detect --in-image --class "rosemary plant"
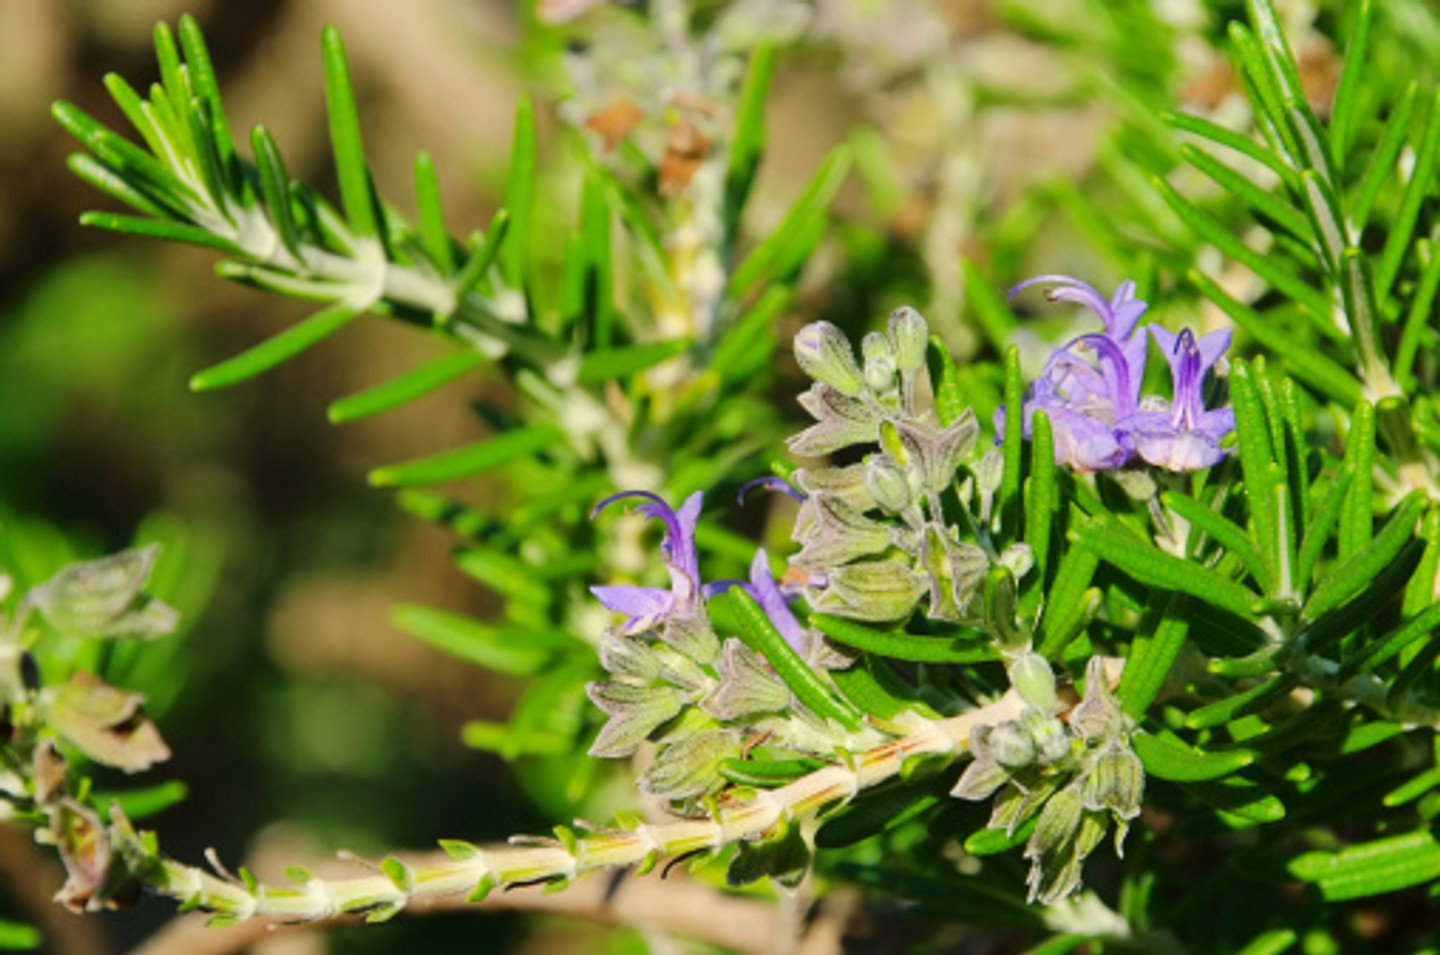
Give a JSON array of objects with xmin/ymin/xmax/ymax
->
[{"xmin": 4, "ymin": 0, "xmax": 1440, "ymax": 952}]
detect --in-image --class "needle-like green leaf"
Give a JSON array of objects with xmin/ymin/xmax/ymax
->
[
  {"xmin": 190, "ymin": 299, "xmax": 362, "ymax": 391},
  {"xmin": 722, "ymin": 590, "xmax": 863, "ymax": 732},
  {"xmin": 321, "ymin": 26, "xmax": 378, "ymax": 239},
  {"xmin": 369, "ymin": 423, "xmax": 564, "ymax": 487},
  {"xmin": 328, "ymin": 350, "xmax": 485, "ymax": 424}
]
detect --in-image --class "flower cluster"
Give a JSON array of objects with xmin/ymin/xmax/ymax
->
[
  {"xmin": 787, "ymin": 310, "xmax": 992, "ymax": 623},
  {"xmin": 952, "ymin": 656, "xmax": 1143, "ymax": 904},
  {"xmin": 1006, "ymin": 276, "xmax": 1235, "ymax": 472},
  {"xmin": 587, "ymin": 491, "xmax": 868, "ymax": 802}
]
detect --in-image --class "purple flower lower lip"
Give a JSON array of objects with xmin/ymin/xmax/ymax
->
[{"xmin": 1127, "ymin": 325, "xmax": 1235, "ymax": 471}]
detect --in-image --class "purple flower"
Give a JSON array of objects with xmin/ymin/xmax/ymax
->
[
  {"xmin": 591, "ymin": 491, "xmax": 704, "ymax": 635},
  {"xmin": 1003, "ymin": 276, "xmax": 1152, "ymax": 471},
  {"xmin": 1125, "ymin": 327, "xmax": 1235, "ymax": 471}
]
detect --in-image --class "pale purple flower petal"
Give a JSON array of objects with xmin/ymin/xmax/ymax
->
[
  {"xmin": 590, "ymin": 585, "xmax": 676, "ymax": 635},
  {"xmin": 744, "ymin": 549, "xmax": 807, "ymax": 652}
]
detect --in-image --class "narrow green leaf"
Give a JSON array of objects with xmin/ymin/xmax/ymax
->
[
  {"xmin": 1119, "ymin": 593, "xmax": 1190, "ymax": 720},
  {"xmin": 1235, "ymin": 929, "xmax": 1299, "ymax": 955},
  {"xmin": 959, "ymin": 258, "xmax": 1018, "ymax": 352},
  {"xmin": 723, "ymin": 590, "xmax": 862, "ymax": 732},
  {"xmin": 1154, "ymin": 178, "xmax": 1332, "ymax": 323},
  {"xmin": 578, "ymin": 170, "xmax": 614, "ymax": 347},
  {"xmin": 1395, "ymin": 240, "xmax": 1440, "ymax": 392},
  {"xmin": 1133, "ymin": 731, "xmax": 1254, "ymax": 782},
  {"xmin": 93, "ymin": 780, "xmax": 189, "ymax": 821},
  {"xmin": 577, "ymin": 339, "xmax": 691, "ymax": 386},
  {"xmin": 1295, "ymin": 467, "xmax": 1352, "ymax": 590},
  {"xmin": 1186, "ymin": 671, "xmax": 1290, "ymax": 731},
  {"xmin": 53, "ymin": 101, "xmax": 192, "ymax": 206},
  {"xmin": 1181, "ymin": 143, "xmax": 1312, "ymax": 243},
  {"xmin": 1024, "ymin": 409, "xmax": 1057, "ymax": 580},
  {"xmin": 1338, "ymin": 401, "xmax": 1376, "ymax": 560},
  {"xmin": 710, "ymin": 285, "xmax": 790, "ymax": 383},
  {"xmin": 152, "ymin": 22, "xmax": 191, "ymax": 140},
  {"xmin": 190, "ymin": 299, "xmax": 361, "ymax": 391},
  {"xmin": 1328, "ymin": 0, "xmax": 1371, "ymax": 170},
  {"xmin": 964, "ymin": 817, "xmax": 1039, "ymax": 857},
  {"xmin": 392, "ymin": 603, "xmax": 549, "ymax": 676},
  {"xmin": 729, "ymin": 146, "xmax": 851, "ymax": 294},
  {"xmin": 1350, "ymin": 84, "xmax": 1418, "ymax": 230},
  {"xmin": 1376, "ymin": 89, "xmax": 1440, "ymax": 303},
  {"xmin": 79, "ymin": 210, "xmax": 240, "ymax": 254},
  {"xmin": 1187, "ymin": 270, "xmax": 1361, "ymax": 405},
  {"xmin": 1403, "ymin": 507, "xmax": 1440, "ymax": 617},
  {"xmin": 1305, "ymin": 492, "xmax": 1425, "ymax": 621},
  {"xmin": 719, "ymin": 756, "xmax": 827, "ymax": 789},
  {"xmin": 723, "ymin": 43, "xmax": 775, "ymax": 235},
  {"xmin": 1289, "ymin": 830, "xmax": 1440, "ymax": 901},
  {"xmin": 321, "ymin": 26, "xmax": 377, "ymax": 238},
  {"xmin": 1298, "ymin": 171, "xmax": 1344, "ymax": 271},
  {"xmin": 1164, "ymin": 109, "xmax": 1296, "ymax": 189},
  {"xmin": 814, "ymin": 783, "xmax": 942, "ymax": 850},
  {"xmin": 369, "ymin": 423, "xmax": 563, "ymax": 487},
  {"xmin": 177, "ymin": 14, "xmax": 238, "ymax": 190},
  {"xmin": 810, "ymin": 613, "xmax": 994, "ymax": 664},
  {"xmin": 1384, "ymin": 767, "xmax": 1440, "ymax": 808},
  {"xmin": 412, "ymin": 152, "xmax": 455, "ymax": 275},
  {"xmin": 328, "ymin": 350, "xmax": 485, "ymax": 424},
  {"xmin": 1162, "ymin": 490, "xmax": 1271, "ymax": 591},
  {"xmin": 831, "ymin": 657, "xmax": 931, "ymax": 721},
  {"xmin": 1229, "ymin": 359, "xmax": 1278, "ymax": 572},
  {"xmin": 1227, "ymin": 22, "xmax": 1300, "ymax": 164},
  {"xmin": 101, "ymin": 72, "xmax": 173, "ymax": 171},
  {"xmin": 999, "ymin": 344, "xmax": 1022, "ymax": 534},
  {"xmin": 1073, "ymin": 520, "xmax": 1259, "ymax": 618},
  {"xmin": 452, "ymin": 208, "xmax": 510, "ymax": 303},
  {"xmin": 502, "ymin": 96, "xmax": 536, "ymax": 290},
  {"xmin": 925, "ymin": 335, "xmax": 967, "ymax": 427},
  {"xmin": 66, "ymin": 152, "xmax": 173, "ymax": 220},
  {"xmin": 1037, "ymin": 545, "xmax": 1099, "ymax": 659},
  {"xmin": 1340, "ymin": 249, "xmax": 1391, "ymax": 393},
  {"xmin": 251, "ymin": 126, "xmax": 304, "ymax": 261}
]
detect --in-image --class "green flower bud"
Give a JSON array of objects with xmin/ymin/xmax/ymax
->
[
  {"xmin": 814, "ymin": 560, "xmax": 929, "ymax": 622},
  {"xmin": 1008, "ymin": 652, "xmax": 1057, "ymax": 712},
  {"xmin": 641, "ymin": 730, "xmax": 740, "ymax": 800},
  {"xmin": 864, "ymin": 455, "xmax": 913, "ymax": 513},
  {"xmin": 703, "ymin": 639, "xmax": 790, "ymax": 720},
  {"xmin": 887, "ymin": 306, "xmax": 929, "ymax": 373},
  {"xmin": 586, "ymin": 681, "xmax": 686, "ymax": 758},
  {"xmin": 794, "ymin": 322, "xmax": 865, "ymax": 397},
  {"xmin": 1081, "ymin": 741, "xmax": 1145, "ymax": 820},
  {"xmin": 990, "ymin": 719, "xmax": 1037, "ymax": 769},
  {"xmin": 1070, "ymin": 655, "xmax": 1123, "ymax": 742},
  {"xmin": 861, "ymin": 332, "xmax": 897, "ymax": 393},
  {"xmin": 1020, "ymin": 705, "xmax": 1072, "ymax": 765}
]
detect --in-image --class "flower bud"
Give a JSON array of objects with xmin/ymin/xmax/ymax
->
[
  {"xmin": 1070, "ymin": 656, "xmax": 1123, "ymax": 742},
  {"xmin": 1008, "ymin": 652, "xmax": 1057, "ymax": 712},
  {"xmin": 794, "ymin": 322, "xmax": 865, "ymax": 397},
  {"xmin": 1021, "ymin": 705, "xmax": 1072, "ymax": 765},
  {"xmin": 864, "ymin": 455, "xmax": 912, "ymax": 514},
  {"xmin": 817, "ymin": 560, "xmax": 929, "ymax": 622},
  {"xmin": 1081, "ymin": 741, "xmax": 1145, "ymax": 820},
  {"xmin": 861, "ymin": 332, "xmax": 897, "ymax": 393},
  {"xmin": 990, "ymin": 719, "xmax": 1036, "ymax": 769},
  {"xmin": 887, "ymin": 306, "xmax": 929, "ymax": 373}
]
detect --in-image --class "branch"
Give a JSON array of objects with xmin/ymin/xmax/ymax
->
[
  {"xmin": 130, "ymin": 868, "xmax": 808, "ymax": 955},
  {"xmin": 135, "ymin": 688, "xmax": 1041, "ymax": 928}
]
